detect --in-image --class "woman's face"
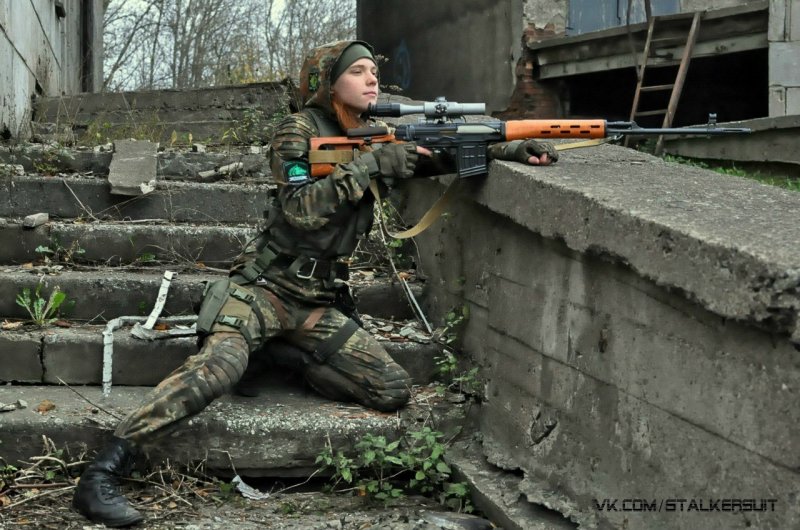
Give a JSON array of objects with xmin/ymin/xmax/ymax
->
[{"xmin": 331, "ymin": 58, "xmax": 379, "ymax": 113}]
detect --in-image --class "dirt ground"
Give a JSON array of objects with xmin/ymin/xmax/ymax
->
[{"xmin": 0, "ymin": 482, "xmax": 493, "ymax": 529}]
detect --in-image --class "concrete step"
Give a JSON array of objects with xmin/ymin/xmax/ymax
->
[
  {"xmin": 34, "ymin": 82, "xmax": 289, "ymax": 117},
  {"xmin": 0, "ymin": 268, "xmax": 215, "ymax": 321},
  {"xmin": 0, "ymin": 144, "xmax": 272, "ymax": 182},
  {"xmin": 0, "ymin": 382, "xmax": 444, "ymax": 476},
  {"xmin": 0, "ymin": 322, "xmax": 440, "ymax": 386},
  {"xmin": 0, "ymin": 268, "xmax": 424, "ymax": 322},
  {"xmin": 0, "ymin": 174, "xmax": 270, "ymax": 223},
  {"xmin": 32, "ymin": 82, "xmax": 291, "ymax": 146},
  {"xmin": 0, "ymin": 218, "xmax": 256, "ymax": 267}
]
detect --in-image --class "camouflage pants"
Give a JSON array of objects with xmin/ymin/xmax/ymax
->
[{"xmin": 114, "ymin": 282, "xmax": 411, "ymax": 444}]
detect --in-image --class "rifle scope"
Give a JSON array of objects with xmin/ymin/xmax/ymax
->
[{"xmin": 368, "ymin": 97, "xmax": 485, "ymax": 119}]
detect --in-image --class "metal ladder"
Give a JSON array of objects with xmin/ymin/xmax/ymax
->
[{"xmin": 626, "ymin": 11, "xmax": 703, "ymax": 155}]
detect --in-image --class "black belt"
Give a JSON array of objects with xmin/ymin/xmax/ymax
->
[{"xmin": 271, "ymin": 254, "xmax": 349, "ymax": 281}]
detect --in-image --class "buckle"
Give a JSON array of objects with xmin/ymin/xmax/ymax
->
[
  {"xmin": 217, "ymin": 315, "xmax": 245, "ymax": 328},
  {"xmin": 296, "ymin": 258, "xmax": 318, "ymax": 280},
  {"xmin": 229, "ymin": 287, "xmax": 255, "ymax": 303}
]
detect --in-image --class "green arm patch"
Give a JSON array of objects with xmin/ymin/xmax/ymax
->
[{"xmin": 283, "ymin": 160, "xmax": 311, "ymax": 186}]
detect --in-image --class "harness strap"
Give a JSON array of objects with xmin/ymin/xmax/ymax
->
[
  {"xmin": 227, "ymin": 286, "xmax": 268, "ymax": 350},
  {"xmin": 263, "ymin": 290, "xmax": 290, "ymax": 329},
  {"xmin": 216, "ymin": 314, "xmax": 257, "ymax": 352},
  {"xmin": 238, "ymin": 244, "xmax": 279, "ymax": 282},
  {"xmin": 302, "ymin": 307, "xmax": 327, "ymax": 331},
  {"xmin": 312, "ymin": 318, "xmax": 360, "ymax": 364}
]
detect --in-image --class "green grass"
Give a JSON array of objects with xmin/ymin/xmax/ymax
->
[{"xmin": 664, "ymin": 154, "xmax": 800, "ymax": 192}]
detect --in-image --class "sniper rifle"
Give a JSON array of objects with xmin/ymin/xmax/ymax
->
[{"xmin": 309, "ymin": 97, "xmax": 751, "ymax": 178}]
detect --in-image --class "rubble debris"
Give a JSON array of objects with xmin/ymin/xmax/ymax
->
[
  {"xmin": 198, "ymin": 161, "xmax": 244, "ymax": 181},
  {"xmin": 23, "ymin": 212, "xmax": 49, "ymax": 228},
  {"xmin": 108, "ymin": 139, "xmax": 159, "ymax": 196}
]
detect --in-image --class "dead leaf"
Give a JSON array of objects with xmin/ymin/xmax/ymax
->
[
  {"xmin": 0, "ymin": 494, "xmax": 11, "ymax": 507},
  {"xmin": 153, "ymin": 323, "xmax": 170, "ymax": 331},
  {"xmin": 35, "ymin": 400, "xmax": 56, "ymax": 413},
  {"xmin": 167, "ymin": 501, "xmax": 178, "ymax": 509},
  {"xmin": 53, "ymin": 320, "xmax": 71, "ymax": 328},
  {"xmin": 22, "ymin": 262, "xmax": 34, "ymax": 269},
  {"xmin": 1, "ymin": 321, "xmax": 23, "ymax": 330}
]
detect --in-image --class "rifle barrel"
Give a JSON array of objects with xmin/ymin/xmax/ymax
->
[{"xmin": 606, "ymin": 123, "xmax": 752, "ymax": 135}]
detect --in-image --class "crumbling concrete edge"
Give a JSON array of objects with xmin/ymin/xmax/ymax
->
[
  {"xmin": 447, "ymin": 439, "xmax": 582, "ymax": 530},
  {"xmin": 429, "ymin": 150, "xmax": 800, "ymax": 341}
]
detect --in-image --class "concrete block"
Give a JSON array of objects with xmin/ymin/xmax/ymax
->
[
  {"xmin": 108, "ymin": 140, "xmax": 158, "ymax": 196},
  {"xmin": 768, "ymin": 0, "xmax": 787, "ymax": 41},
  {"xmin": 0, "ymin": 331, "xmax": 43, "ymax": 382},
  {"xmin": 787, "ymin": 87, "xmax": 800, "ymax": 115},
  {"xmin": 769, "ymin": 86, "xmax": 787, "ymax": 116},
  {"xmin": 793, "ymin": 1, "xmax": 800, "ymax": 40},
  {"xmin": 769, "ymin": 43, "xmax": 800, "ymax": 86}
]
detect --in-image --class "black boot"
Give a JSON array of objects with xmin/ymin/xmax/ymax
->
[{"xmin": 72, "ymin": 436, "xmax": 143, "ymax": 527}]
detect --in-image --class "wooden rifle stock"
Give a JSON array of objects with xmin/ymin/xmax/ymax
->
[{"xmin": 309, "ymin": 133, "xmax": 396, "ymax": 178}]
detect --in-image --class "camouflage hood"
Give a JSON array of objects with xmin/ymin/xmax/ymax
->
[{"xmin": 299, "ymin": 40, "xmax": 376, "ymax": 117}]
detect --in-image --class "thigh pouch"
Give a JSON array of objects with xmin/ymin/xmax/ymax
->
[{"xmin": 196, "ymin": 278, "xmax": 268, "ymax": 352}]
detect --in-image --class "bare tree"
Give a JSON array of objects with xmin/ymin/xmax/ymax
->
[
  {"xmin": 103, "ymin": 0, "xmax": 356, "ymax": 92},
  {"xmin": 264, "ymin": 0, "xmax": 357, "ymax": 79}
]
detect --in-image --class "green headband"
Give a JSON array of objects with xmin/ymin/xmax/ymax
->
[{"xmin": 331, "ymin": 44, "xmax": 376, "ymax": 84}]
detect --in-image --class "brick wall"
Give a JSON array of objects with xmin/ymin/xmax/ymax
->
[{"xmin": 494, "ymin": 25, "xmax": 563, "ymax": 119}]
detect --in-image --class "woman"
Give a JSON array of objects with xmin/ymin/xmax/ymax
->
[{"xmin": 72, "ymin": 40, "xmax": 557, "ymax": 527}]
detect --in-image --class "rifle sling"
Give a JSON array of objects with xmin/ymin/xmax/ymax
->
[
  {"xmin": 309, "ymin": 150, "xmax": 356, "ymax": 164},
  {"xmin": 370, "ymin": 178, "xmax": 457, "ymax": 240}
]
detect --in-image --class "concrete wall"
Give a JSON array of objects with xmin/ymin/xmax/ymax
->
[
  {"xmin": 523, "ymin": 0, "xmax": 566, "ymax": 35},
  {"xmin": 525, "ymin": 0, "xmax": 750, "ymax": 38},
  {"xmin": 401, "ymin": 145, "xmax": 800, "ymax": 529},
  {"xmin": 768, "ymin": 0, "xmax": 800, "ymax": 116},
  {"xmin": 0, "ymin": 0, "xmax": 102, "ymax": 140},
  {"xmin": 357, "ymin": 0, "xmax": 524, "ymax": 114}
]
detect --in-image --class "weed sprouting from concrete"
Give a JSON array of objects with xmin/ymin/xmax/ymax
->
[
  {"xmin": 15, "ymin": 283, "xmax": 69, "ymax": 327},
  {"xmin": 664, "ymin": 154, "xmax": 800, "ymax": 192},
  {"xmin": 35, "ymin": 238, "xmax": 86, "ymax": 265}
]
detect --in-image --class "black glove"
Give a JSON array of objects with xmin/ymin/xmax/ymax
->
[
  {"xmin": 488, "ymin": 139, "xmax": 559, "ymax": 164},
  {"xmin": 372, "ymin": 143, "xmax": 419, "ymax": 179},
  {"xmin": 514, "ymin": 139, "xmax": 558, "ymax": 164}
]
